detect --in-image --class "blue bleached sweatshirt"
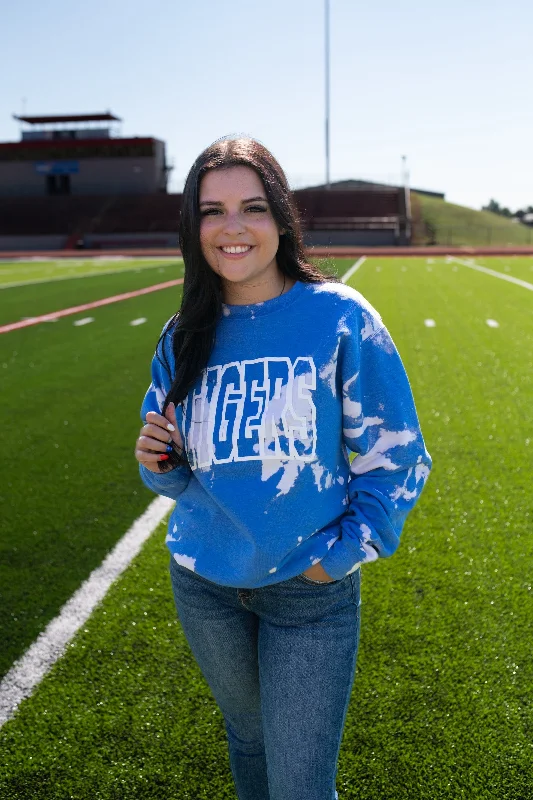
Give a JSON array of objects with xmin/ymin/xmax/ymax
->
[{"xmin": 139, "ymin": 279, "xmax": 432, "ymax": 588}]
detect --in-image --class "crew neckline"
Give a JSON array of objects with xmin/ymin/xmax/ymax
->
[{"xmin": 220, "ymin": 279, "xmax": 305, "ymax": 319}]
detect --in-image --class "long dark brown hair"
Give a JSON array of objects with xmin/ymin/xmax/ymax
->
[{"xmin": 155, "ymin": 135, "xmax": 338, "ymax": 471}]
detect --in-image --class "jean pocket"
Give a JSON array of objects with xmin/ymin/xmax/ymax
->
[{"xmin": 294, "ymin": 573, "xmax": 341, "ymax": 586}]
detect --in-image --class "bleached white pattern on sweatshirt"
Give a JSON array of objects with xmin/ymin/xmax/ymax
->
[
  {"xmin": 359, "ymin": 523, "xmax": 380, "ymax": 563},
  {"xmin": 261, "ymin": 459, "xmax": 306, "ymax": 497},
  {"xmin": 276, "ymin": 461, "xmax": 306, "ymax": 495},
  {"xmin": 342, "ymin": 372, "xmax": 362, "ymax": 418},
  {"xmin": 344, "ymin": 416, "xmax": 384, "ymax": 438},
  {"xmin": 173, "ymin": 552, "xmax": 197, "ymax": 571},
  {"xmin": 390, "ymin": 456, "xmax": 430, "ymax": 503},
  {"xmin": 415, "ymin": 459, "xmax": 431, "ymax": 484},
  {"xmin": 389, "ymin": 467, "xmax": 418, "ymax": 502},
  {"xmin": 314, "ymin": 283, "xmax": 383, "ymax": 333},
  {"xmin": 319, "ymin": 340, "xmax": 340, "ymax": 397},
  {"xmin": 311, "ymin": 462, "xmax": 335, "ymax": 492},
  {"xmin": 166, "ymin": 522, "xmax": 181, "ymax": 544},
  {"xmin": 147, "ymin": 382, "xmax": 166, "ymax": 413},
  {"xmin": 326, "ymin": 534, "xmax": 341, "ymax": 549},
  {"xmin": 366, "ymin": 327, "xmax": 395, "ymax": 354},
  {"xmin": 346, "ymin": 561, "xmax": 362, "ymax": 574},
  {"xmin": 342, "ymin": 371, "xmax": 384, "ymax": 438},
  {"xmin": 360, "ymin": 311, "xmax": 383, "ymax": 341},
  {"xmin": 350, "ymin": 428, "xmax": 417, "ymax": 475}
]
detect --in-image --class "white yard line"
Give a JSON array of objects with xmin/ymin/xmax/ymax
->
[
  {"xmin": 0, "ymin": 256, "xmax": 179, "ymax": 266},
  {"xmin": 0, "ymin": 495, "xmax": 174, "ymax": 728},
  {"xmin": 341, "ymin": 257, "xmax": 366, "ymax": 283},
  {"xmin": 0, "ymin": 261, "xmax": 183, "ymax": 290},
  {"xmin": 450, "ymin": 257, "xmax": 533, "ymax": 291}
]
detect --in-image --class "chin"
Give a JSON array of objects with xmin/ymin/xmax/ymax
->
[{"xmin": 219, "ymin": 267, "xmax": 258, "ymax": 284}]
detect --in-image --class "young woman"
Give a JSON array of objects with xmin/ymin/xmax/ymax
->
[{"xmin": 134, "ymin": 136, "xmax": 432, "ymax": 800}]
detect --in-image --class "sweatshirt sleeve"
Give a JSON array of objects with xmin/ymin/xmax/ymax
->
[
  {"xmin": 138, "ymin": 318, "xmax": 192, "ymax": 500},
  {"xmin": 319, "ymin": 306, "xmax": 432, "ymax": 580}
]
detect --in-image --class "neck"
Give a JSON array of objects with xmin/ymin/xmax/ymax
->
[{"xmin": 223, "ymin": 271, "xmax": 292, "ymax": 305}]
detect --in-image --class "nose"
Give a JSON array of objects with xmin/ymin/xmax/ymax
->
[{"xmin": 222, "ymin": 211, "xmax": 246, "ymax": 235}]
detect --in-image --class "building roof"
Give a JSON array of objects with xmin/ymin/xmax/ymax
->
[
  {"xmin": 0, "ymin": 137, "xmax": 157, "ymax": 154},
  {"xmin": 303, "ymin": 178, "xmax": 445, "ymax": 200},
  {"xmin": 12, "ymin": 113, "xmax": 122, "ymax": 125},
  {"xmin": 305, "ymin": 179, "xmax": 397, "ymax": 191}
]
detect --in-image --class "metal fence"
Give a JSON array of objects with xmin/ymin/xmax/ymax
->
[{"xmin": 420, "ymin": 223, "xmax": 533, "ymax": 246}]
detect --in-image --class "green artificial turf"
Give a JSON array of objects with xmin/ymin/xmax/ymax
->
[
  {"xmin": 0, "ymin": 279, "xmax": 185, "ymax": 677},
  {"xmin": 0, "ymin": 259, "xmax": 184, "ymax": 326},
  {"xmin": 0, "ymin": 257, "xmax": 181, "ymax": 286},
  {"xmin": 464, "ymin": 255, "xmax": 533, "ymax": 283},
  {"xmin": 1, "ymin": 256, "xmax": 532, "ymax": 798},
  {"xmin": 0, "ymin": 516, "xmax": 238, "ymax": 799}
]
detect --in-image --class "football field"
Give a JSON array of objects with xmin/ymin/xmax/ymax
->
[{"xmin": 0, "ymin": 254, "xmax": 532, "ymax": 799}]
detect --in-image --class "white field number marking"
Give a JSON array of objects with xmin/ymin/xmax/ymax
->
[
  {"xmin": 73, "ymin": 317, "xmax": 94, "ymax": 326},
  {"xmin": 424, "ymin": 319, "xmax": 436, "ymax": 327}
]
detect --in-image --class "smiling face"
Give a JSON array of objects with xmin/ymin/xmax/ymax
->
[{"xmin": 199, "ymin": 165, "xmax": 285, "ymax": 300}]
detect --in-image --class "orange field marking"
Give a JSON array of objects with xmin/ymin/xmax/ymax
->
[{"xmin": 0, "ymin": 278, "xmax": 184, "ymax": 334}]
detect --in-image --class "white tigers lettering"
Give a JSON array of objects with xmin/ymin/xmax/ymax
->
[{"xmin": 182, "ymin": 357, "xmax": 317, "ymax": 470}]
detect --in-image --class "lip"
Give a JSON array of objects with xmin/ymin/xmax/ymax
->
[{"xmin": 218, "ymin": 245, "xmax": 255, "ymax": 259}]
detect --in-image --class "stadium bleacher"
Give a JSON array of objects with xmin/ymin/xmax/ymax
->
[
  {"xmin": 0, "ymin": 186, "xmax": 409, "ymax": 249},
  {"xmin": 0, "ymin": 111, "xmax": 411, "ymax": 250}
]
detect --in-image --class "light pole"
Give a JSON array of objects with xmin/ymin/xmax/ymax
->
[
  {"xmin": 325, "ymin": 0, "xmax": 330, "ymax": 189},
  {"xmin": 401, "ymin": 155, "xmax": 412, "ymax": 244},
  {"xmin": 401, "ymin": 155, "xmax": 409, "ymax": 191}
]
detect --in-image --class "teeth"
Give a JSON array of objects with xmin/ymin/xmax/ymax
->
[{"xmin": 221, "ymin": 245, "xmax": 252, "ymax": 254}]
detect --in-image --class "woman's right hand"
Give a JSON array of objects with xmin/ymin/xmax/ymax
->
[{"xmin": 135, "ymin": 402, "xmax": 184, "ymax": 473}]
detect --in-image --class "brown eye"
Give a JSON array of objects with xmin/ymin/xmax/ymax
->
[{"xmin": 246, "ymin": 206, "xmax": 267, "ymax": 213}]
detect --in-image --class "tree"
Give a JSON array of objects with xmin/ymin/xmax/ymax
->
[
  {"xmin": 482, "ymin": 199, "xmax": 532, "ymax": 220},
  {"xmin": 482, "ymin": 199, "xmax": 502, "ymax": 214}
]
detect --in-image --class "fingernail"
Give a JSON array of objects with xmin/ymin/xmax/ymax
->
[
  {"xmin": 160, "ymin": 454, "xmax": 170, "ymax": 461},
  {"xmin": 166, "ymin": 423, "xmax": 175, "ymax": 431}
]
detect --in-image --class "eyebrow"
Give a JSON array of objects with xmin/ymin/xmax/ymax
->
[{"xmin": 199, "ymin": 196, "xmax": 268, "ymax": 207}]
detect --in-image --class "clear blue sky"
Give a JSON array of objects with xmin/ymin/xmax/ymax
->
[{"xmin": 2, "ymin": 0, "xmax": 531, "ymax": 211}]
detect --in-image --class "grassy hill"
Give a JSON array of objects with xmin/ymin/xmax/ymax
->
[{"xmin": 411, "ymin": 191, "xmax": 533, "ymax": 247}]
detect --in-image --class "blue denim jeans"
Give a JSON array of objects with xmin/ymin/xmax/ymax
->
[{"xmin": 169, "ymin": 557, "xmax": 362, "ymax": 800}]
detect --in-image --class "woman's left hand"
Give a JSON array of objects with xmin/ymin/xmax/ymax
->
[{"xmin": 302, "ymin": 562, "xmax": 335, "ymax": 583}]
